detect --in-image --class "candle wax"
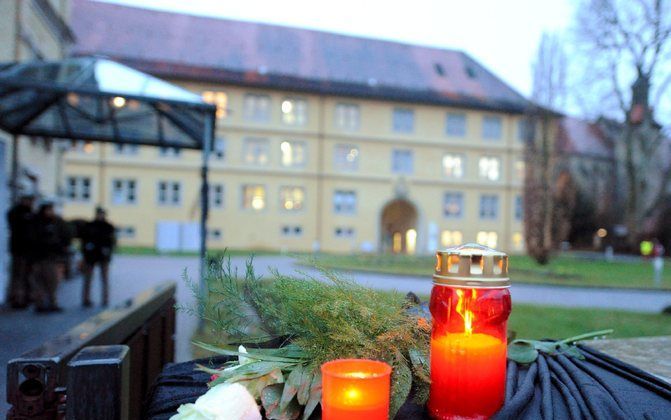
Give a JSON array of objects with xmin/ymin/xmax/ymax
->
[{"xmin": 429, "ymin": 332, "xmax": 507, "ymax": 420}]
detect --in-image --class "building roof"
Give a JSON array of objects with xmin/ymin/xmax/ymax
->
[
  {"xmin": 70, "ymin": 0, "xmax": 530, "ymax": 113},
  {"xmin": 556, "ymin": 117, "xmax": 615, "ymax": 160}
]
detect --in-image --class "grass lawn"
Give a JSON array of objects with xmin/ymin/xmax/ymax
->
[
  {"xmin": 192, "ymin": 303, "xmax": 671, "ymax": 358},
  {"xmin": 116, "ymin": 246, "xmax": 281, "ymax": 257},
  {"xmin": 309, "ymin": 253, "xmax": 671, "ymax": 290}
]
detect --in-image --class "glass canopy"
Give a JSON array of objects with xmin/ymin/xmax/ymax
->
[{"xmin": 0, "ymin": 57, "xmax": 215, "ymax": 149}]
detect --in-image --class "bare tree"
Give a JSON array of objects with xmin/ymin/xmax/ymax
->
[
  {"xmin": 574, "ymin": 0, "xmax": 671, "ymax": 247},
  {"xmin": 524, "ymin": 33, "xmax": 567, "ymax": 264}
]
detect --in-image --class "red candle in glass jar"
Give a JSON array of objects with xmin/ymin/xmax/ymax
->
[{"xmin": 428, "ymin": 244, "xmax": 512, "ymax": 420}]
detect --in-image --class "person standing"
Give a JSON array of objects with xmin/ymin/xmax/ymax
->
[
  {"xmin": 6, "ymin": 194, "xmax": 35, "ymax": 309},
  {"xmin": 81, "ymin": 207, "xmax": 116, "ymax": 307},
  {"xmin": 29, "ymin": 202, "xmax": 63, "ymax": 313}
]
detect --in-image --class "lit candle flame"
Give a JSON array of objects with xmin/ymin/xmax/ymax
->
[{"xmin": 455, "ymin": 289, "xmax": 477, "ymax": 335}]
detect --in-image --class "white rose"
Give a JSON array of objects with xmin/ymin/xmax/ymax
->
[{"xmin": 170, "ymin": 383, "xmax": 261, "ymax": 420}]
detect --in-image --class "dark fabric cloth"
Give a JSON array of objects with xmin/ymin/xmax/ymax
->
[
  {"xmin": 81, "ymin": 219, "xmax": 116, "ymax": 264},
  {"xmin": 28, "ymin": 215, "xmax": 67, "ymax": 262},
  {"xmin": 7, "ymin": 204, "xmax": 33, "ymax": 255},
  {"xmin": 145, "ymin": 345, "xmax": 671, "ymax": 420}
]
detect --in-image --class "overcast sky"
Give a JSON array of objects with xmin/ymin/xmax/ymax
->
[{"xmin": 100, "ymin": 0, "xmax": 576, "ymax": 99}]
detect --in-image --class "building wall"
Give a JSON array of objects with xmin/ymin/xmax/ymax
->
[{"xmin": 62, "ymin": 83, "xmax": 526, "ymax": 254}]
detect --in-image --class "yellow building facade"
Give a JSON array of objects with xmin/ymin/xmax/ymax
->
[{"xmin": 62, "ymin": 84, "xmax": 526, "ymax": 254}]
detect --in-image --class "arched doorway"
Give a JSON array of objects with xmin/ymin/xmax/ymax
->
[{"xmin": 380, "ymin": 199, "xmax": 418, "ymax": 254}]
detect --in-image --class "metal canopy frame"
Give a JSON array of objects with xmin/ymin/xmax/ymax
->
[{"xmin": 0, "ymin": 57, "xmax": 216, "ymax": 290}]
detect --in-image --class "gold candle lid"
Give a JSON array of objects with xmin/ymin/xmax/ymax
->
[{"xmin": 433, "ymin": 243, "xmax": 510, "ymax": 288}]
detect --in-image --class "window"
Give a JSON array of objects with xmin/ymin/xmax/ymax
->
[
  {"xmin": 116, "ymin": 226, "xmax": 136, "ymax": 239},
  {"xmin": 281, "ymin": 98, "xmax": 307, "ymax": 125},
  {"xmin": 280, "ymin": 186, "xmax": 305, "ymax": 211},
  {"xmin": 517, "ymin": 119, "xmax": 535, "ymax": 142},
  {"xmin": 66, "ymin": 176, "xmax": 91, "ymax": 202},
  {"xmin": 335, "ymin": 103, "xmax": 360, "ymax": 131},
  {"xmin": 392, "ymin": 108, "xmax": 414, "ymax": 132},
  {"xmin": 479, "ymin": 194, "xmax": 499, "ymax": 219},
  {"xmin": 242, "ymin": 185, "xmax": 266, "ymax": 210},
  {"xmin": 70, "ymin": 140, "xmax": 94, "ymax": 154},
  {"xmin": 392, "ymin": 149, "xmax": 414, "ymax": 174},
  {"xmin": 333, "ymin": 190, "xmax": 357, "ymax": 214},
  {"xmin": 334, "ymin": 226, "xmax": 355, "ymax": 238},
  {"xmin": 208, "ymin": 229, "xmax": 223, "ymax": 241},
  {"xmin": 442, "ymin": 154, "xmax": 465, "ymax": 178},
  {"xmin": 213, "ymin": 138, "xmax": 226, "ymax": 160},
  {"xmin": 157, "ymin": 181, "xmax": 181, "ymax": 206},
  {"xmin": 446, "ymin": 113, "xmax": 467, "ymax": 137},
  {"xmin": 482, "ymin": 116, "xmax": 503, "ymax": 140},
  {"xmin": 479, "ymin": 156, "xmax": 501, "ymax": 181},
  {"xmin": 476, "ymin": 231, "xmax": 498, "ymax": 248},
  {"xmin": 281, "ymin": 225, "xmax": 303, "ymax": 237},
  {"xmin": 202, "ymin": 91, "xmax": 228, "ymax": 119},
  {"xmin": 211, "ymin": 184, "xmax": 224, "ymax": 209},
  {"xmin": 512, "ymin": 232, "xmax": 524, "ymax": 251},
  {"xmin": 243, "ymin": 93, "xmax": 271, "ymax": 122},
  {"xmin": 114, "ymin": 144, "xmax": 139, "ymax": 155},
  {"xmin": 159, "ymin": 147, "xmax": 181, "ymax": 158},
  {"xmin": 515, "ymin": 158, "xmax": 525, "ymax": 180},
  {"xmin": 443, "ymin": 192, "xmax": 464, "ymax": 218},
  {"xmin": 280, "ymin": 141, "xmax": 307, "ymax": 167},
  {"xmin": 334, "ymin": 144, "xmax": 359, "ymax": 171},
  {"xmin": 243, "ymin": 138, "xmax": 270, "ymax": 165},
  {"xmin": 112, "ymin": 179, "xmax": 137, "ymax": 205},
  {"xmin": 441, "ymin": 230, "xmax": 463, "ymax": 247},
  {"xmin": 515, "ymin": 195, "xmax": 523, "ymax": 221}
]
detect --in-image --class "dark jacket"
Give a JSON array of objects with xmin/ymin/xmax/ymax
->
[
  {"xmin": 81, "ymin": 220, "xmax": 116, "ymax": 264},
  {"xmin": 7, "ymin": 204, "xmax": 33, "ymax": 255},
  {"xmin": 29, "ymin": 215, "xmax": 63, "ymax": 262}
]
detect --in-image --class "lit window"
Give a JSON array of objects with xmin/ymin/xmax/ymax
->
[
  {"xmin": 114, "ymin": 144, "xmax": 139, "ymax": 155},
  {"xmin": 157, "ymin": 181, "xmax": 181, "ymax": 206},
  {"xmin": 281, "ymin": 225, "xmax": 303, "ymax": 237},
  {"xmin": 65, "ymin": 176, "xmax": 91, "ymax": 202},
  {"xmin": 476, "ymin": 231, "xmax": 498, "ymax": 248},
  {"xmin": 446, "ymin": 113, "xmax": 467, "ymax": 137},
  {"xmin": 111, "ymin": 179, "xmax": 137, "ymax": 205},
  {"xmin": 280, "ymin": 186, "xmax": 305, "ymax": 211},
  {"xmin": 211, "ymin": 184, "xmax": 224, "ymax": 209},
  {"xmin": 213, "ymin": 138, "xmax": 226, "ymax": 160},
  {"xmin": 333, "ymin": 190, "xmax": 357, "ymax": 214},
  {"xmin": 515, "ymin": 195, "xmax": 523, "ymax": 221},
  {"xmin": 483, "ymin": 116, "xmax": 503, "ymax": 140},
  {"xmin": 406, "ymin": 229, "xmax": 417, "ymax": 254},
  {"xmin": 512, "ymin": 232, "xmax": 524, "ymax": 251},
  {"xmin": 334, "ymin": 144, "xmax": 359, "ymax": 171},
  {"xmin": 392, "ymin": 149, "xmax": 414, "ymax": 174},
  {"xmin": 392, "ymin": 108, "xmax": 414, "ymax": 133},
  {"xmin": 443, "ymin": 192, "xmax": 464, "ymax": 218},
  {"xmin": 515, "ymin": 158, "xmax": 525, "ymax": 180},
  {"xmin": 202, "ymin": 91, "xmax": 228, "ymax": 119},
  {"xmin": 242, "ymin": 185, "xmax": 266, "ymax": 210},
  {"xmin": 479, "ymin": 194, "xmax": 499, "ymax": 219},
  {"xmin": 243, "ymin": 138, "xmax": 270, "ymax": 165},
  {"xmin": 281, "ymin": 98, "xmax": 307, "ymax": 125},
  {"xmin": 159, "ymin": 147, "xmax": 181, "ymax": 158},
  {"xmin": 479, "ymin": 156, "xmax": 501, "ymax": 181},
  {"xmin": 335, "ymin": 103, "xmax": 360, "ymax": 131},
  {"xmin": 442, "ymin": 154, "xmax": 465, "ymax": 178},
  {"xmin": 280, "ymin": 141, "xmax": 307, "ymax": 167},
  {"xmin": 243, "ymin": 93, "xmax": 271, "ymax": 122},
  {"xmin": 334, "ymin": 226, "xmax": 355, "ymax": 238},
  {"xmin": 70, "ymin": 140, "xmax": 94, "ymax": 154},
  {"xmin": 441, "ymin": 230, "xmax": 463, "ymax": 247}
]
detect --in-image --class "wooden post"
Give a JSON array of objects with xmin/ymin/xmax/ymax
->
[{"xmin": 66, "ymin": 346, "xmax": 130, "ymax": 420}]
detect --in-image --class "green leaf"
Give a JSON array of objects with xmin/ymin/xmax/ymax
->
[
  {"xmin": 236, "ymin": 368, "xmax": 285, "ymax": 400},
  {"xmin": 302, "ymin": 371, "xmax": 322, "ymax": 420},
  {"xmin": 262, "ymin": 383, "xmax": 301, "ymax": 420},
  {"xmin": 508, "ymin": 340, "xmax": 539, "ymax": 364},
  {"xmin": 296, "ymin": 368, "xmax": 314, "ymax": 405},
  {"xmin": 280, "ymin": 365, "xmax": 303, "ymax": 410},
  {"xmin": 390, "ymin": 361, "xmax": 412, "ymax": 419},
  {"xmin": 192, "ymin": 341, "xmax": 306, "ymax": 363}
]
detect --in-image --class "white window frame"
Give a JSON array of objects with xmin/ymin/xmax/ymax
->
[
  {"xmin": 334, "ymin": 103, "xmax": 360, "ymax": 131},
  {"xmin": 279, "ymin": 186, "xmax": 306, "ymax": 212},
  {"xmin": 392, "ymin": 149, "xmax": 414, "ymax": 174},
  {"xmin": 65, "ymin": 176, "xmax": 92, "ymax": 202},
  {"xmin": 111, "ymin": 178, "xmax": 137, "ymax": 205},
  {"xmin": 479, "ymin": 156, "xmax": 502, "ymax": 181},
  {"xmin": 482, "ymin": 115, "xmax": 503, "ymax": 140},
  {"xmin": 333, "ymin": 190, "xmax": 357, "ymax": 215},
  {"xmin": 442, "ymin": 153, "xmax": 465, "ymax": 179},
  {"xmin": 446, "ymin": 113, "xmax": 467, "ymax": 137},
  {"xmin": 443, "ymin": 192, "xmax": 464, "ymax": 219},
  {"xmin": 241, "ymin": 184, "xmax": 267, "ymax": 211},
  {"xmin": 243, "ymin": 137, "xmax": 270, "ymax": 166},
  {"xmin": 334, "ymin": 144, "xmax": 360, "ymax": 171},
  {"xmin": 515, "ymin": 195, "xmax": 523, "ymax": 221},
  {"xmin": 243, "ymin": 93, "xmax": 271, "ymax": 122},
  {"xmin": 157, "ymin": 180, "xmax": 182, "ymax": 206},
  {"xmin": 281, "ymin": 98, "xmax": 308, "ymax": 126},
  {"xmin": 479, "ymin": 194, "xmax": 499, "ymax": 220},
  {"xmin": 280, "ymin": 140, "xmax": 307, "ymax": 168},
  {"xmin": 392, "ymin": 107, "xmax": 414, "ymax": 133}
]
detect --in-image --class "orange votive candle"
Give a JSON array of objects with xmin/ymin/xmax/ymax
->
[{"xmin": 321, "ymin": 359, "xmax": 392, "ymax": 420}]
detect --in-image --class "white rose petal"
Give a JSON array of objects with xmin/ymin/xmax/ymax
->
[
  {"xmin": 238, "ymin": 345, "xmax": 251, "ymax": 365},
  {"xmin": 171, "ymin": 383, "xmax": 261, "ymax": 420}
]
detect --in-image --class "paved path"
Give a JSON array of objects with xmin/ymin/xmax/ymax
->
[{"xmin": 2, "ymin": 254, "xmax": 671, "ymax": 415}]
